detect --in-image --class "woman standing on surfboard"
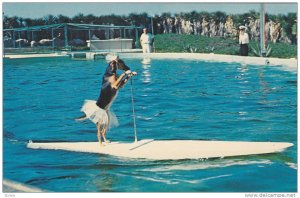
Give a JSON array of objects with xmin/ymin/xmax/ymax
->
[{"xmin": 76, "ymin": 55, "xmax": 137, "ymax": 146}]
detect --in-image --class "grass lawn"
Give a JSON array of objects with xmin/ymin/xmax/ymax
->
[{"xmin": 153, "ymin": 34, "xmax": 297, "ymax": 59}]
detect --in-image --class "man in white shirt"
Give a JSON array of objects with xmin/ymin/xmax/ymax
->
[
  {"xmin": 239, "ymin": 26, "xmax": 249, "ymax": 56},
  {"xmin": 140, "ymin": 28, "xmax": 154, "ymax": 53}
]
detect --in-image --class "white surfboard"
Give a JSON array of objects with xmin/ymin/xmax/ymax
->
[{"xmin": 27, "ymin": 139, "xmax": 293, "ymax": 160}]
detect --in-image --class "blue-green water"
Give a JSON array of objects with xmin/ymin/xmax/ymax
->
[{"xmin": 3, "ymin": 57, "xmax": 297, "ymax": 192}]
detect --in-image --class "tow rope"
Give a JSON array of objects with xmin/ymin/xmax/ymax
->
[{"xmin": 130, "ymin": 77, "xmax": 138, "ymax": 143}]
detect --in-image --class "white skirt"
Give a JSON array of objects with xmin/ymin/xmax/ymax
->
[{"xmin": 80, "ymin": 100, "xmax": 119, "ymax": 128}]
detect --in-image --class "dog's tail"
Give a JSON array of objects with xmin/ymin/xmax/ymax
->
[{"xmin": 75, "ymin": 115, "xmax": 88, "ymax": 122}]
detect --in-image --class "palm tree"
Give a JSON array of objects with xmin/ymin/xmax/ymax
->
[
  {"xmin": 198, "ymin": 11, "xmax": 210, "ymax": 21},
  {"xmin": 248, "ymin": 10, "xmax": 259, "ymax": 20},
  {"xmin": 84, "ymin": 14, "xmax": 96, "ymax": 24},
  {"xmin": 279, "ymin": 13, "xmax": 296, "ymax": 38},
  {"xmin": 104, "ymin": 14, "xmax": 127, "ymax": 26},
  {"xmin": 32, "ymin": 17, "xmax": 45, "ymax": 26},
  {"xmin": 72, "ymin": 13, "xmax": 85, "ymax": 23},
  {"xmin": 94, "ymin": 16, "xmax": 105, "ymax": 25},
  {"xmin": 43, "ymin": 14, "xmax": 58, "ymax": 25},
  {"xmin": 214, "ymin": 11, "xmax": 227, "ymax": 24},
  {"xmin": 23, "ymin": 18, "xmax": 33, "ymax": 27},
  {"xmin": 128, "ymin": 13, "xmax": 149, "ymax": 26},
  {"xmin": 231, "ymin": 14, "xmax": 243, "ymax": 27},
  {"xmin": 189, "ymin": 11, "xmax": 200, "ymax": 21},
  {"xmin": 57, "ymin": 15, "xmax": 71, "ymax": 24},
  {"xmin": 8, "ymin": 16, "xmax": 22, "ymax": 28},
  {"xmin": 3, "ymin": 15, "xmax": 11, "ymax": 29}
]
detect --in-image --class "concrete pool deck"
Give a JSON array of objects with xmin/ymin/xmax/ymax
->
[
  {"xmin": 3, "ymin": 179, "xmax": 46, "ymax": 192},
  {"xmin": 3, "ymin": 52, "xmax": 297, "ymax": 72},
  {"xmin": 3, "ymin": 53, "xmax": 68, "ymax": 59},
  {"xmin": 120, "ymin": 53, "xmax": 298, "ymax": 72}
]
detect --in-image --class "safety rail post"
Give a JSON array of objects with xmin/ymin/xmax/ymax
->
[
  {"xmin": 88, "ymin": 29, "xmax": 91, "ymax": 51},
  {"xmin": 135, "ymin": 28, "xmax": 140, "ymax": 49},
  {"xmin": 18, "ymin": 31, "xmax": 21, "ymax": 48},
  {"xmin": 64, "ymin": 24, "xmax": 68, "ymax": 49},
  {"xmin": 51, "ymin": 28, "xmax": 54, "ymax": 49},
  {"xmin": 260, "ymin": 3, "xmax": 266, "ymax": 56},
  {"xmin": 12, "ymin": 30, "xmax": 16, "ymax": 48}
]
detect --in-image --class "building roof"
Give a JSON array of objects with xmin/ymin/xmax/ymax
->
[{"xmin": 4, "ymin": 23, "xmax": 142, "ymax": 32}]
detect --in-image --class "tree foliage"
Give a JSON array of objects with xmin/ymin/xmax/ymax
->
[{"xmin": 3, "ymin": 10, "xmax": 297, "ymax": 44}]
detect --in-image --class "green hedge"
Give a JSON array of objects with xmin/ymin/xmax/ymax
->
[{"xmin": 154, "ymin": 34, "xmax": 297, "ymax": 58}]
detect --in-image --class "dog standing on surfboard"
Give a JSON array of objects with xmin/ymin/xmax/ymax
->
[{"xmin": 76, "ymin": 55, "xmax": 137, "ymax": 146}]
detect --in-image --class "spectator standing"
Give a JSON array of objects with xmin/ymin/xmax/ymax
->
[
  {"xmin": 140, "ymin": 28, "xmax": 154, "ymax": 53},
  {"xmin": 239, "ymin": 26, "xmax": 249, "ymax": 56}
]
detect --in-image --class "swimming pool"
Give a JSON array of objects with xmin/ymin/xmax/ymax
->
[{"xmin": 3, "ymin": 57, "xmax": 297, "ymax": 192}]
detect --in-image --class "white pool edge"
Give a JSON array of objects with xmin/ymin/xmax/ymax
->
[
  {"xmin": 4, "ymin": 52, "xmax": 297, "ymax": 73},
  {"xmin": 3, "ymin": 53, "xmax": 68, "ymax": 59},
  {"xmin": 3, "ymin": 179, "xmax": 46, "ymax": 192},
  {"xmin": 120, "ymin": 53, "xmax": 298, "ymax": 73}
]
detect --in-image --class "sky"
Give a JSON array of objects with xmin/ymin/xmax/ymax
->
[{"xmin": 2, "ymin": 1, "xmax": 298, "ymax": 19}]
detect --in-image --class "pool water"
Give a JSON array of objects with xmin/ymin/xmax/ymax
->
[{"xmin": 3, "ymin": 57, "xmax": 297, "ymax": 192}]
